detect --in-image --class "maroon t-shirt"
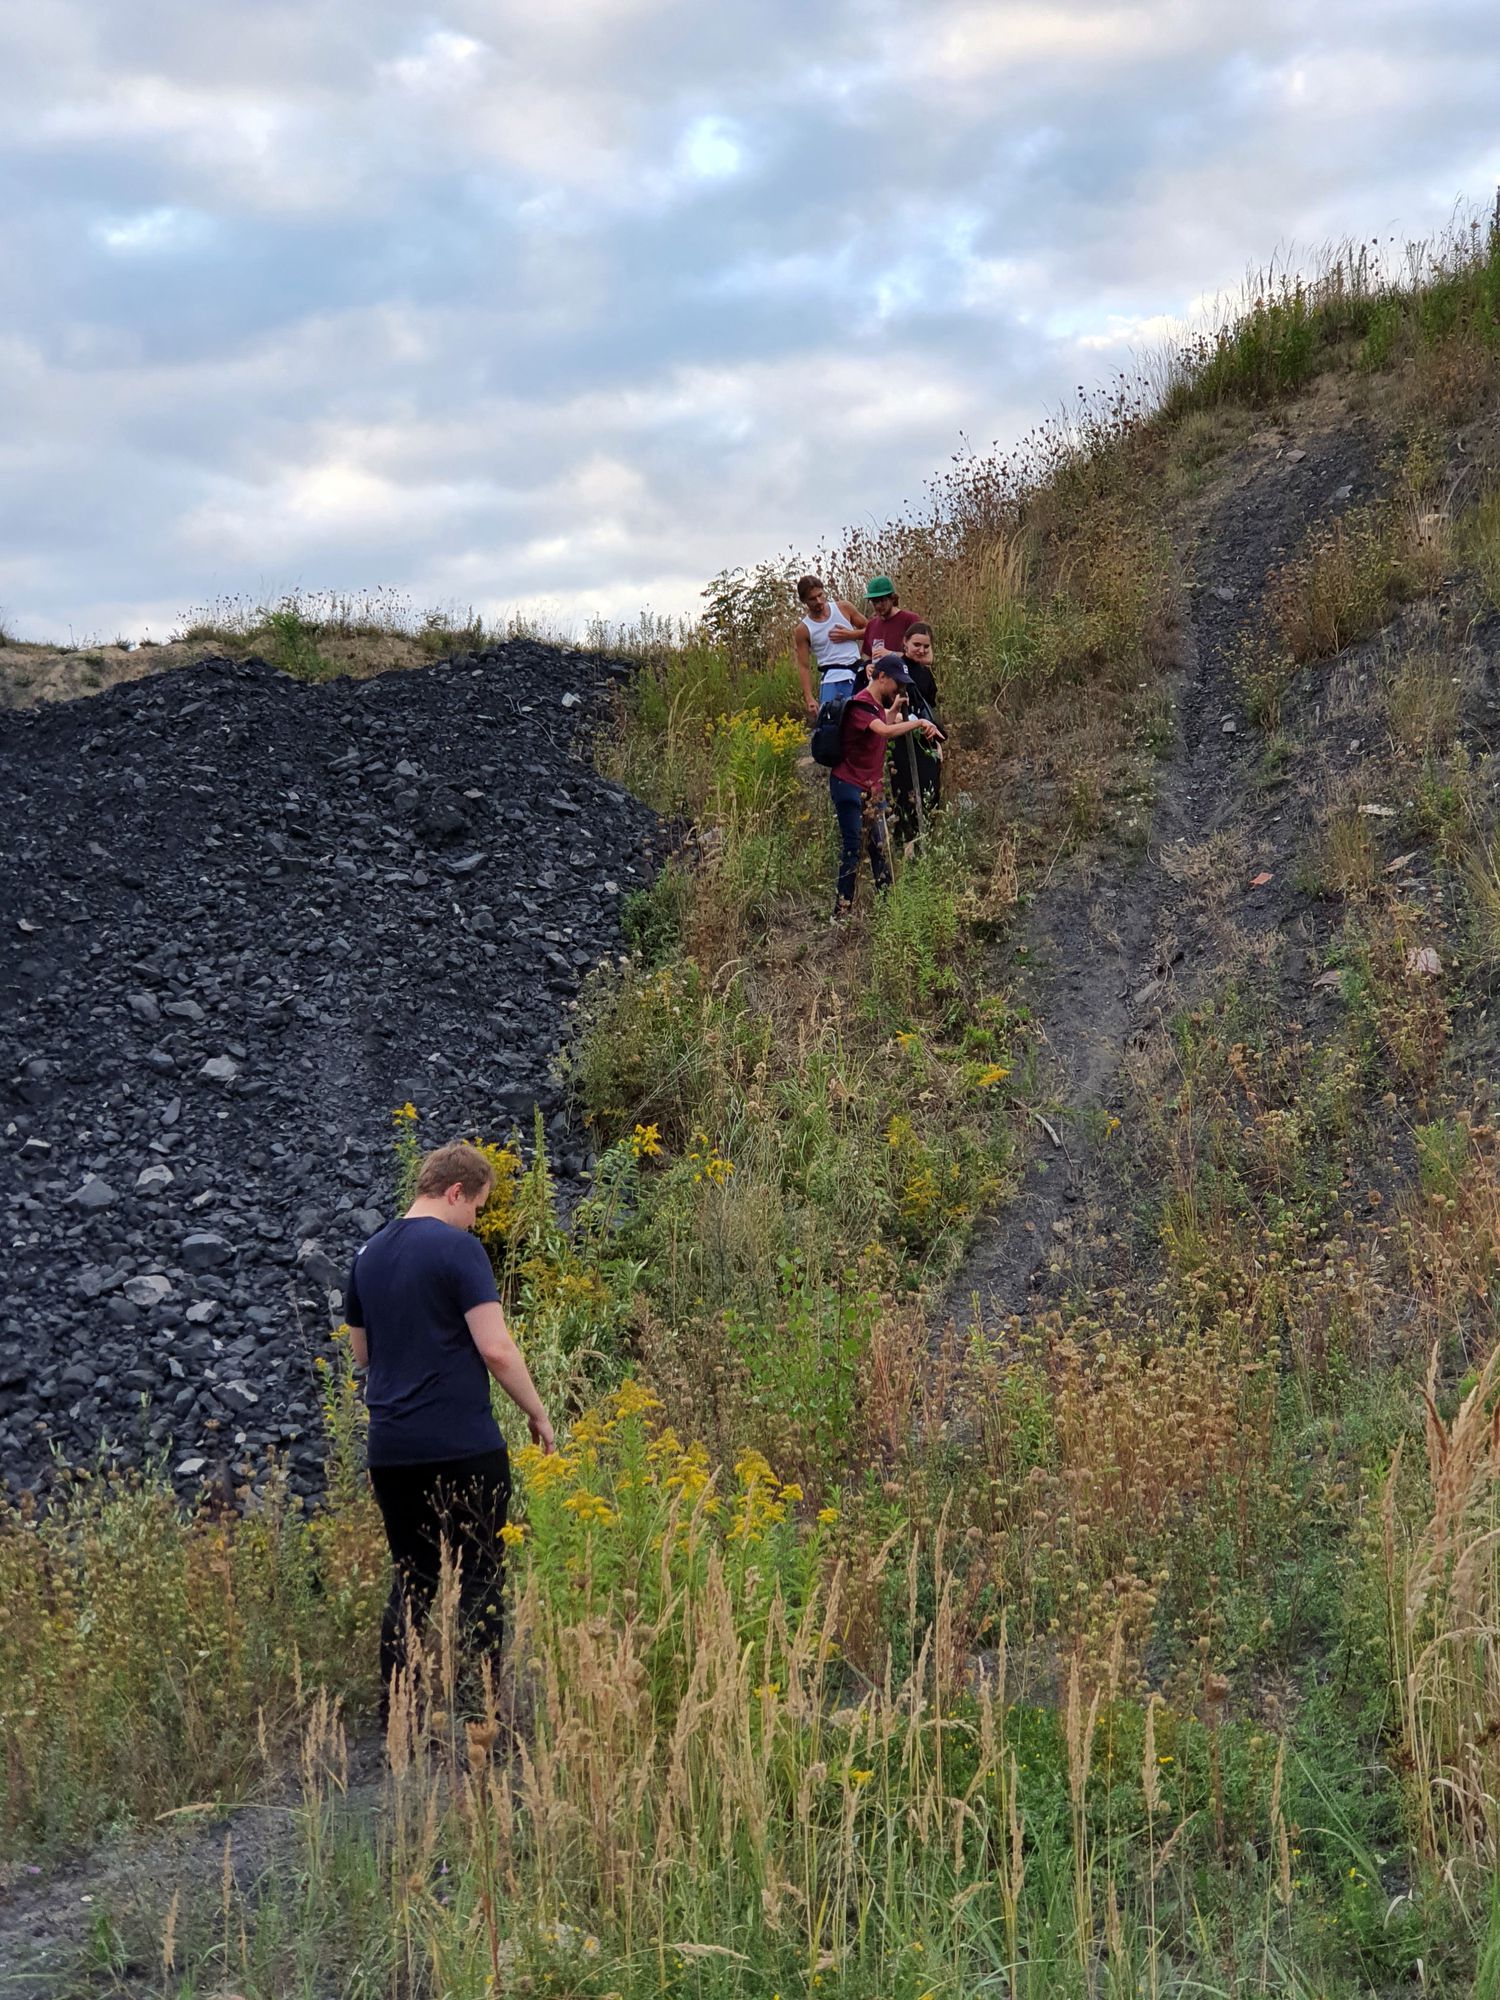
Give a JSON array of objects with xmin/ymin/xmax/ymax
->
[
  {"xmin": 861, "ymin": 608, "xmax": 920, "ymax": 660},
  {"xmin": 832, "ymin": 690, "xmax": 888, "ymax": 792}
]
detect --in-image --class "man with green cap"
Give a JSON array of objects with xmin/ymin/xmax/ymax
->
[{"xmin": 860, "ymin": 577, "xmax": 922, "ymax": 663}]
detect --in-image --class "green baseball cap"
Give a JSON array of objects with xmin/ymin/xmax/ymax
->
[{"xmin": 864, "ymin": 575, "xmax": 896, "ymax": 599}]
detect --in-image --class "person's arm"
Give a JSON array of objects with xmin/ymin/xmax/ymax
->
[
  {"xmin": 829, "ymin": 600, "xmax": 867, "ymax": 641},
  {"xmin": 343, "ymin": 1259, "xmax": 368, "ymax": 1368},
  {"xmin": 794, "ymin": 624, "xmax": 817, "ymax": 718},
  {"xmin": 466, "ymin": 1300, "xmax": 556, "ymax": 1452},
  {"xmin": 869, "ymin": 711, "xmax": 942, "ymax": 743}
]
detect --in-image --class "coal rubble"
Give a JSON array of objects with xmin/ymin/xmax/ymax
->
[{"xmin": 0, "ymin": 643, "xmax": 658, "ymax": 1497}]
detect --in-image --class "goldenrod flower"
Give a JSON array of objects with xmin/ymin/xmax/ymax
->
[{"xmin": 628, "ymin": 1121, "xmax": 662, "ymax": 1159}]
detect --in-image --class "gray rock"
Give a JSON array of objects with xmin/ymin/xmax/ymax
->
[
  {"xmin": 136, "ymin": 1163, "xmax": 174, "ymax": 1192},
  {"xmin": 74, "ymin": 1174, "xmax": 118, "ymax": 1209},
  {"xmin": 199, "ymin": 1054, "xmax": 240, "ymax": 1084},
  {"xmin": 181, "ymin": 1231, "xmax": 232, "ymax": 1273},
  {"xmin": 175, "ymin": 1456, "xmax": 207, "ymax": 1476},
  {"xmin": 123, "ymin": 1274, "xmax": 173, "ymax": 1308},
  {"xmin": 185, "ymin": 1300, "xmax": 218, "ymax": 1324},
  {"xmin": 297, "ymin": 1241, "xmax": 343, "ymax": 1292}
]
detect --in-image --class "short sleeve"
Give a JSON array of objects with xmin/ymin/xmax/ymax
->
[
  {"xmin": 344, "ymin": 1253, "xmax": 364, "ymax": 1326},
  {"xmin": 845, "ymin": 694, "xmax": 878, "ymax": 736},
  {"xmin": 451, "ymin": 1233, "xmax": 500, "ymax": 1313}
]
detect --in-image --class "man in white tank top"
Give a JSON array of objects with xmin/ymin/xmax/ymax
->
[{"xmin": 795, "ymin": 575, "xmax": 866, "ymax": 720}]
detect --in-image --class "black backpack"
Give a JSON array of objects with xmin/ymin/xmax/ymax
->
[{"xmin": 810, "ymin": 688, "xmax": 859, "ymax": 768}]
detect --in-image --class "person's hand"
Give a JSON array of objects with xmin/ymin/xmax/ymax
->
[
  {"xmin": 871, "ymin": 639, "xmax": 888, "ymax": 659},
  {"xmin": 829, "ymin": 625, "xmax": 858, "ymax": 642},
  {"xmin": 805, "ymin": 695, "xmax": 820, "ymax": 721},
  {"xmin": 919, "ymin": 719, "xmax": 942, "ymax": 740},
  {"xmin": 529, "ymin": 1410, "xmax": 556, "ymax": 1454}
]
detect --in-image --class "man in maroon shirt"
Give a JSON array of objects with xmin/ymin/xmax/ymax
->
[
  {"xmin": 830, "ymin": 657, "xmax": 942, "ymax": 917},
  {"xmin": 860, "ymin": 576, "xmax": 922, "ymax": 663}
]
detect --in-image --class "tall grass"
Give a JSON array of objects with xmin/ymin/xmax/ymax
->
[
  {"xmin": 93, "ymin": 1388, "xmax": 1408, "ymax": 1998},
  {"xmin": 1160, "ymin": 215, "xmax": 1500, "ymax": 418}
]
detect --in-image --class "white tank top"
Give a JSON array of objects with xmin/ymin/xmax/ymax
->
[{"xmin": 802, "ymin": 600, "xmax": 861, "ymax": 670}]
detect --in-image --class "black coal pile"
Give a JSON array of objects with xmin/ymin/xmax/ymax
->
[{"xmin": 1, "ymin": 643, "xmax": 658, "ymax": 1496}]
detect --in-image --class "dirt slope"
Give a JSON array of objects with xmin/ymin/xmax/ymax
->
[{"xmin": 942, "ymin": 398, "xmax": 1390, "ymax": 1329}]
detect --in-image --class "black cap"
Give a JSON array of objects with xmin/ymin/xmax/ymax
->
[{"xmin": 874, "ymin": 657, "xmax": 914, "ymax": 686}]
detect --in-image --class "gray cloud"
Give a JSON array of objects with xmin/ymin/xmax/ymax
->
[{"xmin": 2, "ymin": 0, "xmax": 1498, "ymax": 639}]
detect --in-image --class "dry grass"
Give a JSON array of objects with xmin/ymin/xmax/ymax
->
[
  {"xmin": 1385, "ymin": 1339, "xmax": 1500, "ymax": 1868},
  {"xmin": 1387, "ymin": 643, "xmax": 1467, "ymax": 754},
  {"xmin": 1268, "ymin": 498, "xmax": 1451, "ymax": 663}
]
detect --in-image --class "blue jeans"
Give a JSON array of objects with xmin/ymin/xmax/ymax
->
[{"xmin": 830, "ymin": 775, "xmax": 892, "ymax": 912}]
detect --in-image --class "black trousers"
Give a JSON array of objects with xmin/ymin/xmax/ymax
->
[
  {"xmin": 888, "ymin": 741, "xmax": 941, "ymax": 847},
  {"xmin": 368, "ymin": 1447, "xmax": 512, "ymax": 1713}
]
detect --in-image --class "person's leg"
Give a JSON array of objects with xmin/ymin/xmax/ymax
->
[
  {"xmin": 830, "ymin": 776, "xmax": 863, "ymax": 913},
  {"xmin": 863, "ymin": 792, "xmax": 893, "ymax": 893},
  {"xmin": 435, "ymin": 1449, "xmax": 512, "ymax": 1683},
  {"xmin": 920, "ymin": 755, "xmax": 941, "ymax": 821},
  {"xmin": 888, "ymin": 756, "xmax": 918, "ymax": 848},
  {"xmin": 369, "ymin": 1463, "xmax": 447, "ymax": 1722}
]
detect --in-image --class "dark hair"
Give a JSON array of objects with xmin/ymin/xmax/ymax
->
[
  {"xmin": 414, "ymin": 1141, "xmax": 494, "ymax": 1200},
  {"xmin": 796, "ymin": 575, "xmax": 824, "ymax": 604},
  {"xmin": 903, "ymin": 622, "xmax": 933, "ymax": 647}
]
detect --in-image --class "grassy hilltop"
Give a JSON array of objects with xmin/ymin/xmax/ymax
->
[{"xmin": 9, "ymin": 216, "xmax": 1500, "ymax": 1996}]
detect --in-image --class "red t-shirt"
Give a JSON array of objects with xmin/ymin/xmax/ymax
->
[
  {"xmin": 861, "ymin": 608, "xmax": 920, "ymax": 660},
  {"xmin": 832, "ymin": 690, "xmax": 888, "ymax": 793}
]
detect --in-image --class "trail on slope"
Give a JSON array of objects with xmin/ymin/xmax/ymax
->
[{"xmin": 941, "ymin": 406, "xmax": 1382, "ymax": 1332}]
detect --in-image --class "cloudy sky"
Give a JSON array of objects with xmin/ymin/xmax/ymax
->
[{"xmin": 3, "ymin": 1, "xmax": 1498, "ymax": 643}]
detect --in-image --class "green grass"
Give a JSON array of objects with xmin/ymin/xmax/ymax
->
[{"xmin": 1161, "ymin": 219, "xmax": 1500, "ymax": 419}]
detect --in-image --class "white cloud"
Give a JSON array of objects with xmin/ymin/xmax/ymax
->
[
  {"xmin": 0, "ymin": 0, "xmax": 1497, "ymax": 640},
  {"xmin": 380, "ymin": 28, "xmax": 489, "ymax": 94},
  {"xmin": 675, "ymin": 115, "xmax": 746, "ymax": 183},
  {"xmin": 93, "ymin": 205, "xmax": 208, "ymax": 254}
]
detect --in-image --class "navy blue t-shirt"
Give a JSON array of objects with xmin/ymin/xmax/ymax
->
[{"xmin": 345, "ymin": 1218, "xmax": 503, "ymax": 1466}]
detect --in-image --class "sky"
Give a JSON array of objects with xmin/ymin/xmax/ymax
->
[{"xmin": 2, "ymin": 1, "xmax": 1499, "ymax": 644}]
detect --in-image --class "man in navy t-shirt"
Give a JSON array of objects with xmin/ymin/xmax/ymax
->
[{"xmin": 345, "ymin": 1140, "xmax": 554, "ymax": 1723}]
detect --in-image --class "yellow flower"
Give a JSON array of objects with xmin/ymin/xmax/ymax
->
[
  {"xmin": 778, "ymin": 1482, "xmax": 804, "ymax": 1503},
  {"xmin": 499, "ymin": 1522, "xmax": 527, "ymax": 1548},
  {"xmin": 628, "ymin": 1121, "xmax": 662, "ymax": 1159},
  {"xmin": 393, "ymin": 1101, "xmax": 418, "ymax": 1123},
  {"xmin": 612, "ymin": 1378, "xmax": 664, "ymax": 1420},
  {"xmin": 849, "ymin": 1768, "xmax": 874, "ymax": 1786},
  {"xmin": 975, "ymin": 1063, "xmax": 1011, "ymax": 1088},
  {"xmin": 818, "ymin": 1506, "xmax": 839, "ymax": 1526},
  {"xmin": 563, "ymin": 1491, "xmax": 618, "ymax": 1528},
  {"xmin": 520, "ymin": 1448, "xmax": 578, "ymax": 1491}
]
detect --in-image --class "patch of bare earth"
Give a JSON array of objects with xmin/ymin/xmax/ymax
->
[{"xmin": 0, "ymin": 632, "xmax": 443, "ymax": 712}]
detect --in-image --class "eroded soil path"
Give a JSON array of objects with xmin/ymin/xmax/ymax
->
[{"xmin": 941, "ymin": 406, "xmax": 1384, "ymax": 1331}]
